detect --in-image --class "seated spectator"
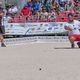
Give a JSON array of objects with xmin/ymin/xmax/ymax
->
[
  {"xmin": 59, "ymin": 11, "xmax": 66, "ymax": 18},
  {"xmin": 31, "ymin": 1, "xmax": 41, "ymax": 10},
  {"xmin": 8, "ymin": 0, "xmax": 80, "ymax": 22},
  {"xmin": 75, "ymin": 2, "xmax": 80, "ymax": 13},
  {"xmin": 21, "ymin": 5, "xmax": 31, "ymax": 22},
  {"xmin": 32, "ymin": 9, "xmax": 39, "ymax": 20},
  {"xmin": 6, "ymin": 16, "xmax": 12, "ymax": 23},
  {"xmin": 75, "ymin": 0, "xmax": 80, "ymax": 2},
  {"xmin": 8, "ymin": 5, "xmax": 18, "ymax": 17},
  {"xmin": 40, "ymin": 8, "xmax": 48, "ymax": 20},
  {"xmin": 27, "ymin": 11, "xmax": 33, "ymax": 21},
  {"xmin": 43, "ymin": 0, "xmax": 51, "ymax": 12},
  {"xmin": 77, "ymin": 12, "xmax": 80, "ymax": 21},
  {"xmin": 58, "ymin": 0, "xmax": 66, "ymax": 3},
  {"xmin": 48, "ymin": 8, "xmax": 56, "ymax": 20},
  {"xmin": 26, "ymin": 0, "xmax": 33, "ymax": 9},
  {"xmin": 59, "ymin": 1, "xmax": 66, "ymax": 11},
  {"xmin": 65, "ymin": 1, "xmax": 74, "ymax": 13},
  {"xmin": 52, "ymin": 0, "xmax": 60, "ymax": 14},
  {"xmin": 39, "ymin": 0, "xmax": 44, "ymax": 3},
  {"xmin": 8, "ymin": 16, "xmax": 14, "ymax": 23}
]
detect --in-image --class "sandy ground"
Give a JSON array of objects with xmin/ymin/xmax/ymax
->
[{"xmin": 0, "ymin": 42, "xmax": 80, "ymax": 80}]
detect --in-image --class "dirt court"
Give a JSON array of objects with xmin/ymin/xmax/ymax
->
[{"xmin": 0, "ymin": 42, "xmax": 80, "ymax": 80}]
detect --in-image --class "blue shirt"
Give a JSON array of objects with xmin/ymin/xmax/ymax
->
[{"xmin": 31, "ymin": 3, "xmax": 40, "ymax": 10}]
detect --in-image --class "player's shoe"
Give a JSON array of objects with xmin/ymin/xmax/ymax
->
[
  {"xmin": 77, "ymin": 42, "xmax": 80, "ymax": 48},
  {"xmin": 1, "ymin": 43, "xmax": 6, "ymax": 47},
  {"xmin": 71, "ymin": 44, "xmax": 75, "ymax": 48}
]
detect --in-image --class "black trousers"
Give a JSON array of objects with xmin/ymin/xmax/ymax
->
[{"xmin": 0, "ymin": 24, "xmax": 5, "ymax": 34}]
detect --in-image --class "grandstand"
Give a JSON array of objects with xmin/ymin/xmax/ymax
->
[
  {"xmin": 1, "ymin": 0, "xmax": 80, "ymax": 37},
  {"xmin": 6, "ymin": 0, "xmax": 80, "ymax": 23}
]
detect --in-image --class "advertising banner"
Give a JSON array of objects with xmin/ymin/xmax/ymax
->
[{"xmin": 5, "ymin": 22, "xmax": 67, "ymax": 35}]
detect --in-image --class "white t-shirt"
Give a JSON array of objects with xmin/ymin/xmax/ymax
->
[
  {"xmin": 65, "ymin": 20, "xmax": 80, "ymax": 35},
  {"xmin": 8, "ymin": 6, "xmax": 18, "ymax": 14}
]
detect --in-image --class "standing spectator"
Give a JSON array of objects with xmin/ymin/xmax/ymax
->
[{"xmin": 0, "ymin": 2, "xmax": 6, "ymax": 47}]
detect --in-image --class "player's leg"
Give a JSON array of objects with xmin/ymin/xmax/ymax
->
[
  {"xmin": 0, "ymin": 34, "xmax": 6, "ymax": 47},
  {"xmin": 68, "ymin": 35, "xmax": 76, "ymax": 48},
  {"xmin": 77, "ymin": 42, "xmax": 80, "ymax": 48},
  {"xmin": 76, "ymin": 35, "xmax": 80, "ymax": 48}
]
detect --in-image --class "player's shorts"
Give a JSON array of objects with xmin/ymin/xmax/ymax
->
[
  {"xmin": 69, "ymin": 35, "xmax": 80, "ymax": 41},
  {"xmin": 0, "ymin": 25, "xmax": 5, "ymax": 34}
]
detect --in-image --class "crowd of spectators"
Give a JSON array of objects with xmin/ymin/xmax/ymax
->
[{"xmin": 7, "ymin": 0, "xmax": 80, "ymax": 23}]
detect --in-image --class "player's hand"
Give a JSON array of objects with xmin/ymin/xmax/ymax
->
[
  {"xmin": 0, "ymin": 13, "xmax": 4, "ymax": 16},
  {"xmin": 64, "ymin": 26, "xmax": 72, "ymax": 31}
]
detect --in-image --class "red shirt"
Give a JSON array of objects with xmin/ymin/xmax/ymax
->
[{"xmin": 21, "ymin": 7, "xmax": 30, "ymax": 16}]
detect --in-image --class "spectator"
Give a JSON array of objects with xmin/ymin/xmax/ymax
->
[
  {"xmin": 65, "ymin": 1, "xmax": 74, "ymax": 13},
  {"xmin": 52, "ymin": 0, "xmax": 60, "ymax": 14},
  {"xmin": 27, "ymin": 11, "xmax": 33, "ymax": 21},
  {"xmin": 9, "ymin": 0, "xmax": 80, "ymax": 22},
  {"xmin": 32, "ymin": 9, "xmax": 39, "ymax": 20},
  {"xmin": 43, "ymin": 0, "xmax": 51, "ymax": 12},
  {"xmin": 59, "ymin": 1, "xmax": 66, "ymax": 11},
  {"xmin": 21, "ymin": 5, "xmax": 31, "ymax": 22},
  {"xmin": 75, "ymin": 2, "xmax": 80, "ymax": 13},
  {"xmin": 8, "ymin": 5, "xmax": 18, "ymax": 17},
  {"xmin": 48, "ymin": 8, "xmax": 56, "ymax": 20},
  {"xmin": 40, "ymin": 8, "xmax": 48, "ymax": 20},
  {"xmin": 58, "ymin": 0, "xmax": 67, "ymax": 3},
  {"xmin": 77, "ymin": 12, "xmax": 80, "ymax": 21},
  {"xmin": 26, "ymin": 0, "xmax": 33, "ymax": 9},
  {"xmin": 31, "ymin": 1, "xmax": 41, "ymax": 10}
]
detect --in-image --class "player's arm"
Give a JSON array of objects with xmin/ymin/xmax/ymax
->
[
  {"xmin": 0, "ymin": 11, "xmax": 4, "ymax": 16},
  {"xmin": 78, "ymin": 22, "xmax": 80, "ymax": 31},
  {"xmin": 64, "ymin": 25, "xmax": 72, "ymax": 31}
]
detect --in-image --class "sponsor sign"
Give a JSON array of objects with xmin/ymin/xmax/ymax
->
[{"xmin": 4, "ymin": 22, "xmax": 67, "ymax": 35}]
